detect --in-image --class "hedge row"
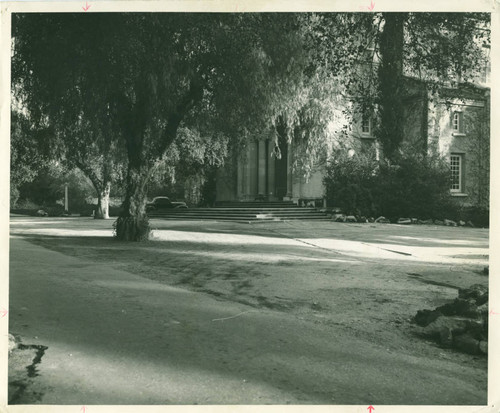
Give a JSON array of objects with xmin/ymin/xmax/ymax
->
[{"xmin": 323, "ymin": 152, "xmax": 489, "ymax": 227}]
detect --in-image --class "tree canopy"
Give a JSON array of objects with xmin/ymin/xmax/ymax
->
[{"xmin": 13, "ymin": 13, "xmax": 345, "ymax": 239}]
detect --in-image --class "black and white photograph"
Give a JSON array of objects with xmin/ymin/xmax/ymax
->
[{"xmin": 3, "ymin": 1, "xmax": 496, "ymax": 408}]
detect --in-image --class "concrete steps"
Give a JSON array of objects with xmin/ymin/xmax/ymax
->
[
  {"xmin": 148, "ymin": 203, "xmax": 329, "ymax": 222},
  {"xmin": 214, "ymin": 201, "xmax": 298, "ymax": 208}
]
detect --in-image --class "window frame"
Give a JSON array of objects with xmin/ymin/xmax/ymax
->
[
  {"xmin": 450, "ymin": 153, "xmax": 464, "ymax": 193},
  {"xmin": 452, "ymin": 111, "xmax": 466, "ymax": 136},
  {"xmin": 361, "ymin": 114, "xmax": 372, "ymax": 136},
  {"xmin": 452, "ymin": 112, "xmax": 460, "ymax": 132}
]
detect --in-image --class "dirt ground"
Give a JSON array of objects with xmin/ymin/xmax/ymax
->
[{"xmin": 8, "ymin": 216, "xmax": 489, "ymax": 405}]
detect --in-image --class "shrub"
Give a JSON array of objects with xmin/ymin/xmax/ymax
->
[
  {"xmin": 324, "ymin": 151, "xmax": 458, "ymax": 220},
  {"xmin": 44, "ymin": 204, "xmax": 65, "ymax": 217},
  {"xmin": 375, "ymin": 154, "xmax": 456, "ymax": 220},
  {"xmin": 10, "ymin": 198, "xmax": 41, "ymax": 216},
  {"xmin": 18, "ymin": 165, "xmax": 95, "ymax": 214},
  {"xmin": 10, "ymin": 186, "xmax": 20, "ymax": 208},
  {"xmin": 15, "ymin": 198, "xmax": 40, "ymax": 210},
  {"xmin": 456, "ymin": 206, "xmax": 489, "ymax": 228},
  {"xmin": 324, "ymin": 151, "xmax": 378, "ymax": 215}
]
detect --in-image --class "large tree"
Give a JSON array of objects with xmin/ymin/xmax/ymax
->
[
  {"xmin": 12, "ymin": 13, "xmax": 349, "ymax": 240},
  {"xmin": 13, "ymin": 12, "xmax": 488, "ymax": 239},
  {"xmin": 12, "ymin": 14, "xmax": 127, "ymax": 219},
  {"xmin": 55, "ymin": 109, "xmax": 125, "ymax": 219}
]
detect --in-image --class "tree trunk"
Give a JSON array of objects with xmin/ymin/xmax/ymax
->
[
  {"xmin": 115, "ymin": 78, "xmax": 204, "ymax": 241},
  {"xmin": 114, "ymin": 165, "xmax": 151, "ymax": 241},
  {"xmin": 377, "ymin": 13, "xmax": 405, "ymax": 160},
  {"xmin": 75, "ymin": 162, "xmax": 113, "ymax": 220},
  {"xmin": 94, "ymin": 181, "xmax": 111, "ymax": 219}
]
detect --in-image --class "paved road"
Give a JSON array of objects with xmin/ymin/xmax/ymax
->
[{"xmin": 8, "ymin": 234, "xmax": 488, "ymax": 405}]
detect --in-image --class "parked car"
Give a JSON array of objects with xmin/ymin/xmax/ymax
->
[{"xmin": 146, "ymin": 196, "xmax": 188, "ymax": 212}]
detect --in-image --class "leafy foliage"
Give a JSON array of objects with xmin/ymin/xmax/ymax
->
[
  {"xmin": 323, "ymin": 148, "xmax": 378, "ymax": 216},
  {"xmin": 12, "ymin": 14, "xmax": 127, "ymax": 218},
  {"xmin": 375, "ymin": 152, "xmax": 455, "ymax": 220},
  {"xmin": 10, "ymin": 111, "xmax": 50, "ymax": 206},
  {"xmin": 146, "ymin": 127, "xmax": 229, "ymax": 204},
  {"xmin": 324, "ymin": 148, "xmax": 455, "ymax": 220},
  {"xmin": 12, "ymin": 12, "xmax": 352, "ymax": 239},
  {"xmin": 403, "ymin": 12, "xmax": 490, "ymax": 86},
  {"xmin": 17, "ymin": 163, "xmax": 94, "ymax": 213}
]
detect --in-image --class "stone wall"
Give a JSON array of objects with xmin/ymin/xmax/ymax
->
[{"xmin": 427, "ymin": 87, "xmax": 489, "ymax": 209}]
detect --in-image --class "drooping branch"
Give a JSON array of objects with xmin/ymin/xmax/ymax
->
[
  {"xmin": 74, "ymin": 159, "xmax": 103, "ymax": 192},
  {"xmin": 159, "ymin": 78, "xmax": 205, "ymax": 157}
]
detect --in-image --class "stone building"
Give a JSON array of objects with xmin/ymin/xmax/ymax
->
[
  {"xmin": 428, "ymin": 84, "xmax": 490, "ymax": 210},
  {"xmin": 215, "ymin": 79, "xmax": 490, "ymax": 210}
]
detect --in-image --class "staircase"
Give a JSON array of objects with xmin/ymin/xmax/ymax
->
[{"xmin": 147, "ymin": 201, "xmax": 330, "ymax": 222}]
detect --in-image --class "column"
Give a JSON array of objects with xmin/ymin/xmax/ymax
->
[
  {"xmin": 286, "ymin": 141, "xmax": 293, "ymax": 198},
  {"xmin": 267, "ymin": 140, "xmax": 276, "ymax": 200},
  {"xmin": 248, "ymin": 141, "xmax": 258, "ymax": 198},
  {"xmin": 244, "ymin": 144, "xmax": 252, "ymax": 200},
  {"xmin": 237, "ymin": 155, "xmax": 243, "ymax": 200},
  {"xmin": 257, "ymin": 139, "xmax": 267, "ymax": 197}
]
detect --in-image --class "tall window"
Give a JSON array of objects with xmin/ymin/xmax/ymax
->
[
  {"xmin": 361, "ymin": 115, "xmax": 371, "ymax": 135},
  {"xmin": 452, "ymin": 111, "xmax": 464, "ymax": 134},
  {"xmin": 450, "ymin": 153, "xmax": 463, "ymax": 192},
  {"xmin": 452, "ymin": 112, "xmax": 460, "ymax": 131}
]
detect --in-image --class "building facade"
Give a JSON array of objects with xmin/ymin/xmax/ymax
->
[
  {"xmin": 216, "ymin": 138, "xmax": 326, "ymax": 206},
  {"xmin": 428, "ymin": 84, "xmax": 490, "ymax": 209},
  {"xmin": 216, "ymin": 80, "xmax": 490, "ymax": 211}
]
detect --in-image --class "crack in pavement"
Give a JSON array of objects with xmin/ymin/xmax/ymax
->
[
  {"xmin": 266, "ymin": 224, "xmax": 411, "ymax": 260},
  {"xmin": 9, "ymin": 343, "xmax": 48, "ymax": 404}
]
